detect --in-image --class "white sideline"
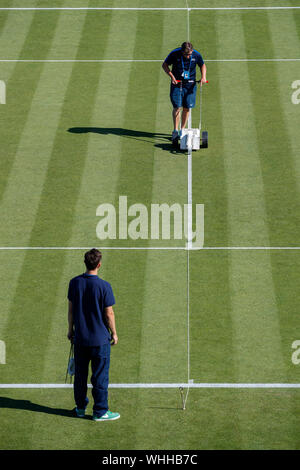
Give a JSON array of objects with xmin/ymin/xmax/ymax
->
[{"xmin": 0, "ymin": 383, "xmax": 299, "ymax": 389}]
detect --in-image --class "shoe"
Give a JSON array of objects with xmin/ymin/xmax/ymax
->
[
  {"xmin": 75, "ymin": 397, "xmax": 89, "ymax": 418},
  {"xmin": 92, "ymin": 410, "xmax": 120, "ymax": 422},
  {"xmin": 75, "ymin": 407, "xmax": 86, "ymax": 418},
  {"xmin": 171, "ymin": 130, "xmax": 179, "ymax": 147}
]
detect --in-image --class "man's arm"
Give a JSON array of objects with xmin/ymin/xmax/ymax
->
[
  {"xmin": 162, "ymin": 61, "xmax": 178, "ymax": 85},
  {"xmin": 104, "ymin": 306, "xmax": 118, "ymax": 345},
  {"xmin": 67, "ymin": 300, "xmax": 74, "ymax": 342},
  {"xmin": 199, "ymin": 63, "xmax": 207, "ymax": 85}
]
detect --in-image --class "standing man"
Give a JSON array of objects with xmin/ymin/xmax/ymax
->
[
  {"xmin": 67, "ymin": 248, "xmax": 120, "ymax": 421},
  {"xmin": 162, "ymin": 42, "xmax": 207, "ymax": 146}
]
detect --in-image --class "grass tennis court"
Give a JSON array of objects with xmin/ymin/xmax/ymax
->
[{"xmin": 0, "ymin": 0, "xmax": 300, "ymax": 450}]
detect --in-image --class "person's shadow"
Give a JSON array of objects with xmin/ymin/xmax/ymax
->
[
  {"xmin": 67, "ymin": 127, "xmax": 183, "ymax": 154},
  {"xmin": 0, "ymin": 396, "xmax": 77, "ymax": 419}
]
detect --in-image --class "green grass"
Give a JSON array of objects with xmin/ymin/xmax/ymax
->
[
  {"xmin": 0, "ymin": 0, "xmax": 300, "ymax": 450},
  {"xmin": 1, "ymin": 388, "xmax": 299, "ymax": 450}
]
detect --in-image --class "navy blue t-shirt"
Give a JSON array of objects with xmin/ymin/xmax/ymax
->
[
  {"xmin": 68, "ymin": 273, "xmax": 115, "ymax": 347},
  {"xmin": 164, "ymin": 48, "xmax": 205, "ymax": 82}
]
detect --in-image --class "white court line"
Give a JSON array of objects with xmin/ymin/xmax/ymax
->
[
  {"xmin": 186, "ymin": 2, "xmax": 192, "ymax": 406},
  {"xmin": 0, "ymin": 246, "xmax": 300, "ymax": 250},
  {"xmin": 0, "ymin": 59, "xmax": 299, "ymax": 62},
  {"xmin": 0, "ymin": 7, "xmax": 300, "ymax": 11},
  {"xmin": 0, "ymin": 383, "xmax": 299, "ymax": 389}
]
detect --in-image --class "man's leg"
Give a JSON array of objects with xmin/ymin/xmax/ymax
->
[
  {"xmin": 74, "ymin": 344, "xmax": 90, "ymax": 411},
  {"xmin": 172, "ymin": 107, "xmax": 181, "ymax": 132},
  {"xmin": 181, "ymin": 84, "xmax": 197, "ymax": 129},
  {"xmin": 172, "ymin": 107, "xmax": 182, "ymax": 146},
  {"xmin": 170, "ymin": 83, "xmax": 182, "ymax": 145},
  {"xmin": 181, "ymin": 108, "xmax": 190, "ymax": 130},
  {"xmin": 91, "ymin": 343, "xmax": 111, "ymax": 417}
]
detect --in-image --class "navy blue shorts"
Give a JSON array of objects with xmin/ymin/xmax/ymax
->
[{"xmin": 170, "ymin": 82, "xmax": 197, "ymax": 109}]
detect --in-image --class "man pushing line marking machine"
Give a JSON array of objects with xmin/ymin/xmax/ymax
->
[
  {"xmin": 162, "ymin": 41, "xmax": 208, "ymax": 151},
  {"xmin": 178, "ymin": 79, "xmax": 208, "ymax": 151}
]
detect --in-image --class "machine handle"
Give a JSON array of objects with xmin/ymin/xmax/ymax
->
[{"xmin": 176, "ymin": 80, "xmax": 208, "ymax": 84}]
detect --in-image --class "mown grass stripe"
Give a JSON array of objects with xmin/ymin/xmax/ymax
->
[
  {"xmin": 0, "ymin": 2, "xmax": 66, "ymax": 451},
  {"xmin": 190, "ymin": 10, "xmax": 234, "ymax": 373},
  {"xmin": 0, "ymin": 6, "xmax": 68, "ymax": 344},
  {"xmin": 2, "ymin": 6, "xmax": 113, "ymax": 386},
  {"xmin": 219, "ymin": 7, "xmax": 290, "ymax": 449},
  {"xmin": 0, "ymin": 6, "xmax": 58, "ymax": 204},
  {"xmin": 0, "ymin": 4, "xmax": 67, "ymax": 353},
  {"xmin": 2, "ymin": 7, "xmax": 112, "ymax": 444},
  {"xmin": 264, "ymin": 8, "xmax": 300, "ymax": 371},
  {"xmin": 189, "ymin": 6, "xmax": 237, "ymax": 448},
  {"xmin": 242, "ymin": 4, "xmax": 300, "ymax": 381},
  {"xmin": 0, "ymin": 0, "xmax": 13, "ymax": 36},
  {"xmin": 106, "ymin": 12, "xmax": 164, "ymax": 387},
  {"xmin": 41, "ymin": 9, "xmax": 140, "ymax": 385},
  {"xmin": 218, "ymin": 7, "xmax": 286, "ymax": 381},
  {"xmin": 133, "ymin": 7, "xmax": 188, "ymax": 392},
  {"xmin": 247, "ymin": 7, "xmax": 300, "ymax": 448},
  {"xmin": 113, "ymin": 6, "xmax": 164, "ymax": 449},
  {"xmin": 292, "ymin": 6, "xmax": 300, "ymax": 46},
  {"xmin": 243, "ymin": 11, "xmax": 300, "ymax": 242}
]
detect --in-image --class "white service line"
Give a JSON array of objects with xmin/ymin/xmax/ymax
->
[
  {"xmin": 0, "ymin": 383, "xmax": 299, "ymax": 389},
  {"xmin": 0, "ymin": 59, "xmax": 300, "ymax": 62},
  {"xmin": 0, "ymin": 246, "xmax": 300, "ymax": 250},
  {"xmin": 0, "ymin": 7, "xmax": 300, "ymax": 10},
  {"xmin": 207, "ymin": 58, "xmax": 300, "ymax": 62}
]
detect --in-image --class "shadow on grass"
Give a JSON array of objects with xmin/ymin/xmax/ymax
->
[
  {"xmin": 68, "ymin": 126, "xmax": 168, "ymax": 143},
  {"xmin": 0, "ymin": 396, "xmax": 78, "ymax": 419},
  {"xmin": 67, "ymin": 127, "xmax": 185, "ymax": 154},
  {"xmin": 154, "ymin": 142, "xmax": 186, "ymax": 155}
]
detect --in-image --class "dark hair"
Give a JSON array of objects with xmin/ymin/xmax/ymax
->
[
  {"xmin": 84, "ymin": 248, "xmax": 102, "ymax": 270},
  {"xmin": 181, "ymin": 42, "xmax": 193, "ymax": 53}
]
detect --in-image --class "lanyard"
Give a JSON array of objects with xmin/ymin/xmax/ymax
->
[{"xmin": 181, "ymin": 52, "xmax": 193, "ymax": 74}]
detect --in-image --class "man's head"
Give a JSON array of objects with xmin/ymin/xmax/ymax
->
[
  {"xmin": 181, "ymin": 42, "xmax": 193, "ymax": 58},
  {"xmin": 84, "ymin": 248, "xmax": 102, "ymax": 271}
]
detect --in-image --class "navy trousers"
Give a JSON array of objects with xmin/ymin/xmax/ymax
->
[{"xmin": 74, "ymin": 342, "xmax": 111, "ymax": 417}]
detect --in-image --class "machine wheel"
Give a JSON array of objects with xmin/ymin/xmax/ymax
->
[{"xmin": 201, "ymin": 131, "xmax": 208, "ymax": 149}]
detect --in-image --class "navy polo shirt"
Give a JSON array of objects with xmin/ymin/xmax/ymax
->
[
  {"xmin": 164, "ymin": 48, "xmax": 205, "ymax": 83},
  {"xmin": 68, "ymin": 273, "xmax": 115, "ymax": 347}
]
